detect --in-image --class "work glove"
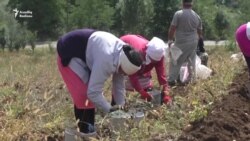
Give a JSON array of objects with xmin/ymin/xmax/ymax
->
[
  {"xmin": 162, "ymin": 95, "xmax": 172, "ymax": 104},
  {"xmin": 161, "ymin": 84, "xmax": 172, "ymax": 104},
  {"xmin": 109, "ymin": 105, "xmax": 123, "ymax": 113},
  {"xmin": 162, "ymin": 84, "xmax": 169, "ymax": 92},
  {"xmin": 139, "ymin": 90, "xmax": 153, "ymax": 102}
]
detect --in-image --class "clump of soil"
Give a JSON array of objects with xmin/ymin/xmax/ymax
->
[{"xmin": 178, "ymin": 70, "xmax": 250, "ymax": 141}]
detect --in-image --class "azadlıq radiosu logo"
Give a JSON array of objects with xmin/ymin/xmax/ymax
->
[
  {"xmin": 13, "ymin": 8, "xmax": 19, "ymax": 18},
  {"xmin": 13, "ymin": 8, "xmax": 33, "ymax": 18}
]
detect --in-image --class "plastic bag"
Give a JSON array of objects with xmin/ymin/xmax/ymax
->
[
  {"xmin": 179, "ymin": 55, "xmax": 212, "ymax": 81},
  {"xmin": 165, "ymin": 44, "xmax": 183, "ymax": 65},
  {"xmin": 196, "ymin": 54, "xmax": 201, "ymax": 66},
  {"xmin": 230, "ymin": 52, "xmax": 243, "ymax": 62},
  {"xmin": 179, "ymin": 63, "xmax": 189, "ymax": 83},
  {"xmin": 196, "ymin": 64, "xmax": 212, "ymax": 79}
]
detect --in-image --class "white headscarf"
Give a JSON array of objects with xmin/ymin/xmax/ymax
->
[
  {"xmin": 145, "ymin": 37, "xmax": 166, "ymax": 64},
  {"xmin": 119, "ymin": 49, "xmax": 141, "ymax": 75},
  {"xmin": 247, "ymin": 22, "xmax": 250, "ymax": 40}
]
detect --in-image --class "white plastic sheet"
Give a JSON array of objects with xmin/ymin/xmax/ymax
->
[
  {"xmin": 179, "ymin": 63, "xmax": 189, "ymax": 83},
  {"xmin": 196, "ymin": 64, "xmax": 212, "ymax": 79},
  {"xmin": 179, "ymin": 55, "xmax": 212, "ymax": 82},
  {"xmin": 165, "ymin": 44, "xmax": 183, "ymax": 65},
  {"xmin": 230, "ymin": 52, "xmax": 243, "ymax": 62},
  {"xmin": 195, "ymin": 55, "xmax": 212, "ymax": 79}
]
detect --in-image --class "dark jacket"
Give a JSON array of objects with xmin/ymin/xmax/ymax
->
[{"xmin": 57, "ymin": 29, "xmax": 96, "ymax": 66}]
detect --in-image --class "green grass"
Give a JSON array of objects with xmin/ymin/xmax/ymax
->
[{"xmin": 0, "ymin": 46, "xmax": 245, "ymax": 140}]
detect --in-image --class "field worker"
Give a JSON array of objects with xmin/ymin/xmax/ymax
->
[
  {"xmin": 197, "ymin": 37, "xmax": 208, "ymax": 66},
  {"xmin": 167, "ymin": 0, "xmax": 202, "ymax": 87},
  {"xmin": 120, "ymin": 34, "xmax": 171, "ymax": 104},
  {"xmin": 56, "ymin": 29, "xmax": 143, "ymax": 135},
  {"xmin": 235, "ymin": 22, "xmax": 250, "ymax": 77}
]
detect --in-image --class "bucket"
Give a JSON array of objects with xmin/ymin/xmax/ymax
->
[
  {"xmin": 109, "ymin": 110, "xmax": 131, "ymax": 131},
  {"xmin": 134, "ymin": 111, "xmax": 144, "ymax": 122},
  {"xmin": 133, "ymin": 111, "xmax": 144, "ymax": 127},
  {"xmin": 128, "ymin": 109, "xmax": 145, "ymax": 122},
  {"xmin": 64, "ymin": 128, "xmax": 96, "ymax": 141},
  {"xmin": 149, "ymin": 90, "xmax": 162, "ymax": 105},
  {"xmin": 64, "ymin": 128, "xmax": 77, "ymax": 141}
]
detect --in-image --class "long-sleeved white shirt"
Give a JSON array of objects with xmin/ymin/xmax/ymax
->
[{"xmin": 85, "ymin": 31, "xmax": 126, "ymax": 112}]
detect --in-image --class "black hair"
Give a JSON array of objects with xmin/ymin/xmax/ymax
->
[{"xmin": 122, "ymin": 45, "xmax": 143, "ymax": 67}]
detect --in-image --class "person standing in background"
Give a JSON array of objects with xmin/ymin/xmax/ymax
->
[{"xmin": 167, "ymin": 0, "xmax": 202, "ymax": 86}]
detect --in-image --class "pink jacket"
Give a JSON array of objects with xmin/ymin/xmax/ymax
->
[
  {"xmin": 120, "ymin": 34, "xmax": 167, "ymax": 92},
  {"xmin": 236, "ymin": 23, "xmax": 250, "ymax": 57}
]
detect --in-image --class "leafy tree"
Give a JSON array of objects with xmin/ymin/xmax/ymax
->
[
  {"xmin": 136, "ymin": 0, "xmax": 154, "ymax": 37},
  {"xmin": 214, "ymin": 0, "xmax": 239, "ymax": 8},
  {"xmin": 193, "ymin": 1, "xmax": 219, "ymax": 40},
  {"xmin": 69, "ymin": 0, "xmax": 114, "ymax": 31},
  {"xmin": 214, "ymin": 11, "xmax": 230, "ymax": 40},
  {"xmin": 238, "ymin": 0, "xmax": 250, "ymax": 24},
  {"xmin": 117, "ymin": 0, "xmax": 154, "ymax": 38},
  {"xmin": 1, "ymin": 6, "xmax": 34, "ymax": 52},
  {"xmin": 7, "ymin": 0, "xmax": 64, "ymax": 40},
  {"xmin": 4, "ymin": 0, "xmax": 250, "ymax": 42},
  {"xmin": 105, "ymin": 0, "xmax": 123, "ymax": 35},
  {"xmin": 0, "ymin": 28, "xmax": 6, "ymax": 51},
  {"xmin": 150, "ymin": 0, "xmax": 179, "ymax": 40},
  {"xmin": 118, "ymin": 0, "xmax": 140, "ymax": 33}
]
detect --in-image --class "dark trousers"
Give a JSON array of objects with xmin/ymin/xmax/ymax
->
[
  {"xmin": 74, "ymin": 106, "xmax": 95, "ymax": 133},
  {"xmin": 244, "ymin": 55, "xmax": 250, "ymax": 78}
]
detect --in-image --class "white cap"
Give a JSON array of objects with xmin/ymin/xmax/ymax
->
[
  {"xmin": 247, "ymin": 22, "xmax": 250, "ymax": 40},
  {"xmin": 120, "ymin": 49, "xmax": 141, "ymax": 75},
  {"xmin": 146, "ymin": 37, "xmax": 166, "ymax": 61}
]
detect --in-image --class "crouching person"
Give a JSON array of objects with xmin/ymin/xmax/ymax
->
[
  {"xmin": 56, "ymin": 29, "xmax": 143, "ymax": 137},
  {"xmin": 236, "ymin": 22, "xmax": 250, "ymax": 78},
  {"xmin": 120, "ymin": 34, "xmax": 171, "ymax": 104}
]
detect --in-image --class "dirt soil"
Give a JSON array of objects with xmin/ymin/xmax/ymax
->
[
  {"xmin": 178, "ymin": 70, "xmax": 250, "ymax": 141},
  {"xmin": 20, "ymin": 70, "xmax": 250, "ymax": 141}
]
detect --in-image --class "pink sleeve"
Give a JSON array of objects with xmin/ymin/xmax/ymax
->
[
  {"xmin": 155, "ymin": 58, "xmax": 168, "ymax": 85},
  {"xmin": 120, "ymin": 35, "xmax": 148, "ymax": 51},
  {"xmin": 128, "ymin": 73, "xmax": 144, "ymax": 92}
]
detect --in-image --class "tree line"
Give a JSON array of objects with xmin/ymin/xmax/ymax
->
[{"xmin": 0, "ymin": 0, "xmax": 249, "ymax": 51}]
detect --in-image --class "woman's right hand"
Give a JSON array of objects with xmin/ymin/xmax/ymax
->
[
  {"xmin": 139, "ymin": 90, "xmax": 153, "ymax": 101},
  {"xmin": 109, "ymin": 105, "xmax": 123, "ymax": 113}
]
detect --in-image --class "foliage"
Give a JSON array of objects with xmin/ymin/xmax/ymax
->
[
  {"xmin": 0, "ymin": 28, "xmax": 6, "ymax": 50},
  {"xmin": 193, "ymin": 1, "xmax": 217, "ymax": 40},
  {"xmin": 151, "ymin": 0, "xmax": 180, "ymax": 40},
  {"xmin": 69, "ymin": 0, "xmax": 115, "ymax": 31},
  {"xmin": 214, "ymin": 11, "xmax": 230, "ymax": 40},
  {"xmin": 238, "ymin": 0, "xmax": 250, "ymax": 24},
  {"xmin": 214, "ymin": 0, "xmax": 239, "ymax": 8},
  {"xmin": 7, "ymin": 0, "xmax": 64, "ymax": 40},
  {"xmin": 3, "ymin": 0, "xmax": 249, "ymax": 41},
  {"xmin": 116, "ymin": 0, "xmax": 154, "ymax": 38},
  {"xmin": 3, "ymin": 12, "xmax": 35, "ymax": 52}
]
